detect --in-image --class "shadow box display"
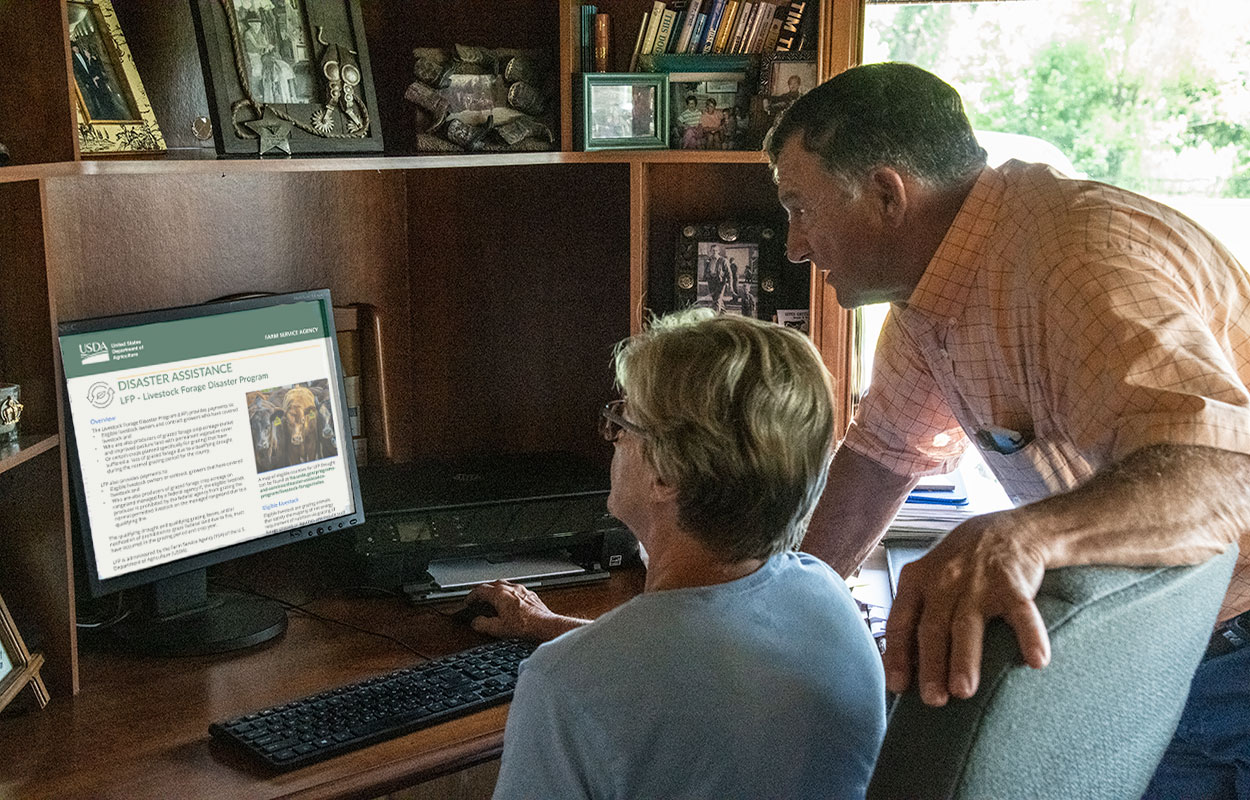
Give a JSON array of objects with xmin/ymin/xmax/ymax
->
[
  {"xmin": 190, "ymin": 0, "xmax": 383, "ymax": 156},
  {"xmin": 674, "ymin": 221, "xmax": 785, "ymax": 321},
  {"xmin": 406, "ymin": 45, "xmax": 557, "ymax": 153},
  {"xmin": 68, "ymin": 0, "xmax": 166, "ymax": 156}
]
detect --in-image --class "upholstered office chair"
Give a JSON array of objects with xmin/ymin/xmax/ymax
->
[{"xmin": 867, "ymin": 546, "xmax": 1238, "ymax": 800}]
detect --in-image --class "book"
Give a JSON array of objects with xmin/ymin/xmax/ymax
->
[
  {"xmin": 580, "ymin": 4, "xmax": 597, "ymax": 73},
  {"xmin": 795, "ymin": 0, "xmax": 819, "ymax": 51},
  {"xmin": 686, "ymin": 13, "xmax": 708, "ymax": 53},
  {"xmin": 640, "ymin": 1, "xmax": 667, "ymax": 54},
  {"xmin": 728, "ymin": 2, "xmax": 753, "ymax": 54},
  {"xmin": 759, "ymin": 2, "xmax": 788, "ymax": 52},
  {"xmin": 628, "ymin": 11, "xmax": 650, "ymax": 70},
  {"xmin": 712, "ymin": 0, "xmax": 739, "ymax": 52},
  {"xmin": 699, "ymin": 0, "xmax": 729, "ymax": 53},
  {"xmin": 593, "ymin": 13, "xmax": 612, "ymax": 71},
  {"xmin": 670, "ymin": 9, "xmax": 687, "ymax": 51},
  {"xmin": 774, "ymin": 0, "xmax": 806, "ymax": 52},
  {"xmin": 736, "ymin": 1, "xmax": 761, "ymax": 53},
  {"xmin": 652, "ymin": 8, "xmax": 679, "ymax": 54},
  {"xmin": 673, "ymin": 0, "xmax": 703, "ymax": 53},
  {"xmin": 745, "ymin": 1, "xmax": 775, "ymax": 53}
]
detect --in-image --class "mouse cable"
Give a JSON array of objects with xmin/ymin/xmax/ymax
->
[{"xmin": 209, "ymin": 577, "xmax": 436, "ymax": 660}]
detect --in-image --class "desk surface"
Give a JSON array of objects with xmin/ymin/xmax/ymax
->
[{"xmin": 0, "ymin": 565, "xmax": 645, "ymax": 800}]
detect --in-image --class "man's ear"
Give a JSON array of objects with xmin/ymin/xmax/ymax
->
[{"xmin": 867, "ymin": 167, "xmax": 908, "ymax": 226}]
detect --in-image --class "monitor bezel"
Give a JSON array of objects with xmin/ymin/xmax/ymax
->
[{"xmin": 59, "ymin": 289, "xmax": 366, "ymax": 598}]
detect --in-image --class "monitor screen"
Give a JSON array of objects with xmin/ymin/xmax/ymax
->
[{"xmin": 58, "ymin": 290, "xmax": 364, "ymax": 654}]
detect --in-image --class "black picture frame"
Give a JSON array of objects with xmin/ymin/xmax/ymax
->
[
  {"xmin": 674, "ymin": 221, "xmax": 784, "ymax": 320},
  {"xmin": 190, "ymin": 0, "xmax": 383, "ymax": 156},
  {"xmin": 757, "ymin": 51, "xmax": 818, "ymax": 135}
]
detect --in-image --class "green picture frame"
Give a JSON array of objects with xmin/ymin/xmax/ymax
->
[{"xmin": 582, "ymin": 73, "xmax": 669, "ymax": 151}]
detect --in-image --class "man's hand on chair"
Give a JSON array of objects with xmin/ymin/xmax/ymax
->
[{"xmin": 882, "ymin": 510, "xmax": 1051, "ymax": 706}]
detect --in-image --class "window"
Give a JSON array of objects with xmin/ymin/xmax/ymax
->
[{"xmin": 853, "ymin": 0, "xmax": 1250, "ymax": 399}]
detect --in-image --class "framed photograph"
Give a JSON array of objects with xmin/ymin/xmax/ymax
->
[
  {"xmin": 190, "ymin": 0, "xmax": 383, "ymax": 156},
  {"xmin": 67, "ymin": 0, "xmax": 165, "ymax": 156},
  {"xmin": 758, "ymin": 52, "xmax": 818, "ymax": 133},
  {"xmin": 0, "ymin": 593, "xmax": 49, "ymax": 715},
  {"xmin": 582, "ymin": 73, "xmax": 668, "ymax": 151},
  {"xmin": 674, "ymin": 221, "xmax": 785, "ymax": 320},
  {"xmin": 669, "ymin": 71, "xmax": 751, "ymax": 151}
]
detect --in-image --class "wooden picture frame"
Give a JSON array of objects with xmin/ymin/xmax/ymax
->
[
  {"xmin": 674, "ymin": 221, "xmax": 785, "ymax": 320},
  {"xmin": 190, "ymin": 0, "xmax": 384, "ymax": 156},
  {"xmin": 581, "ymin": 73, "xmax": 669, "ymax": 151},
  {"xmin": 0, "ymin": 592, "xmax": 50, "ymax": 715},
  {"xmin": 67, "ymin": 0, "xmax": 166, "ymax": 156}
]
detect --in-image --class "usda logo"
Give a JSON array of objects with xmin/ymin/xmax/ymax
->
[{"xmin": 79, "ymin": 341, "xmax": 109, "ymax": 365}]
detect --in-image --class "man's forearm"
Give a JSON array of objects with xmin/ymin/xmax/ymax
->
[
  {"xmin": 803, "ymin": 446, "xmax": 918, "ymax": 577},
  {"xmin": 1011, "ymin": 443, "xmax": 1249, "ymax": 570}
]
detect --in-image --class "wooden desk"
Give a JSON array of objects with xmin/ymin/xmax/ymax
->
[{"xmin": 0, "ymin": 566, "xmax": 645, "ymax": 800}]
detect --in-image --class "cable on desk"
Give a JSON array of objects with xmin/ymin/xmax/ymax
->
[
  {"xmin": 75, "ymin": 592, "xmax": 132, "ymax": 630},
  {"xmin": 209, "ymin": 577, "xmax": 437, "ymax": 660}
]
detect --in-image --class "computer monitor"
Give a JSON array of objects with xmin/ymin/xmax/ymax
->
[{"xmin": 57, "ymin": 290, "xmax": 364, "ymax": 655}]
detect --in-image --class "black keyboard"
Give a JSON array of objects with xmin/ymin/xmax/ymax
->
[{"xmin": 210, "ymin": 638, "xmax": 538, "ymax": 770}]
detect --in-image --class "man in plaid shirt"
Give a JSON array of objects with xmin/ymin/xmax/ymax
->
[{"xmin": 767, "ymin": 62, "xmax": 1250, "ymax": 797}]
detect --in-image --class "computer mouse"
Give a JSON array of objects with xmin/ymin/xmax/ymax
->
[{"xmin": 450, "ymin": 600, "xmax": 498, "ymax": 625}]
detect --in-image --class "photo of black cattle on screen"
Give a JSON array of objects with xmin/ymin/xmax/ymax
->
[{"xmin": 247, "ymin": 379, "xmax": 337, "ymax": 473}]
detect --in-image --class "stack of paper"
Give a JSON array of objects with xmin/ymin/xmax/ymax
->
[{"xmin": 885, "ymin": 449, "xmax": 1012, "ymax": 540}]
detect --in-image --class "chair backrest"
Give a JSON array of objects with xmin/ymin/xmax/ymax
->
[{"xmin": 867, "ymin": 546, "xmax": 1238, "ymax": 800}]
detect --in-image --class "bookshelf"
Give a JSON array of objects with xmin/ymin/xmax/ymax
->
[{"xmin": 0, "ymin": 0, "xmax": 855, "ymax": 700}]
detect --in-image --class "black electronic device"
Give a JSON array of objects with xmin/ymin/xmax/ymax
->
[
  {"xmin": 345, "ymin": 452, "xmax": 639, "ymax": 602},
  {"xmin": 58, "ymin": 290, "xmax": 364, "ymax": 655},
  {"xmin": 449, "ymin": 600, "xmax": 499, "ymax": 626},
  {"xmin": 210, "ymin": 638, "xmax": 537, "ymax": 771}
]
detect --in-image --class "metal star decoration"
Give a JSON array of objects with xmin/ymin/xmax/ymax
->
[{"xmin": 243, "ymin": 108, "xmax": 292, "ymax": 156}]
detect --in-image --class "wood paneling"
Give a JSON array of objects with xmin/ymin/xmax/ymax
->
[
  {"xmin": 405, "ymin": 164, "xmax": 631, "ymax": 463},
  {"xmin": 0, "ymin": 4, "xmax": 77, "ymax": 165},
  {"xmin": 0, "ymin": 181, "xmax": 58, "ymax": 435}
]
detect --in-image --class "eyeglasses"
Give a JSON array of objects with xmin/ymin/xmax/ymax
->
[{"xmin": 599, "ymin": 400, "xmax": 648, "ymax": 443}]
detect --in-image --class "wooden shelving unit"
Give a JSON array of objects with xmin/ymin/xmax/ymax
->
[{"xmin": 0, "ymin": 0, "xmax": 853, "ymax": 700}]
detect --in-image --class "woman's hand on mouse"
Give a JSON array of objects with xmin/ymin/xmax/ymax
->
[{"xmin": 464, "ymin": 581, "xmax": 590, "ymax": 642}]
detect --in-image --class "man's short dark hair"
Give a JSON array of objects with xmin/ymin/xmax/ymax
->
[{"xmin": 766, "ymin": 62, "xmax": 986, "ymax": 190}]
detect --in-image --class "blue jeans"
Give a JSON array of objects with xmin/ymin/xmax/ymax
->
[{"xmin": 1143, "ymin": 645, "xmax": 1250, "ymax": 799}]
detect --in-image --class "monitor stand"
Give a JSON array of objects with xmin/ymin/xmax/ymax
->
[{"xmin": 111, "ymin": 569, "xmax": 287, "ymax": 656}]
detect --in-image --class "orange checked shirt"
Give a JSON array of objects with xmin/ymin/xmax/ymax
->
[{"xmin": 843, "ymin": 160, "xmax": 1250, "ymax": 620}]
